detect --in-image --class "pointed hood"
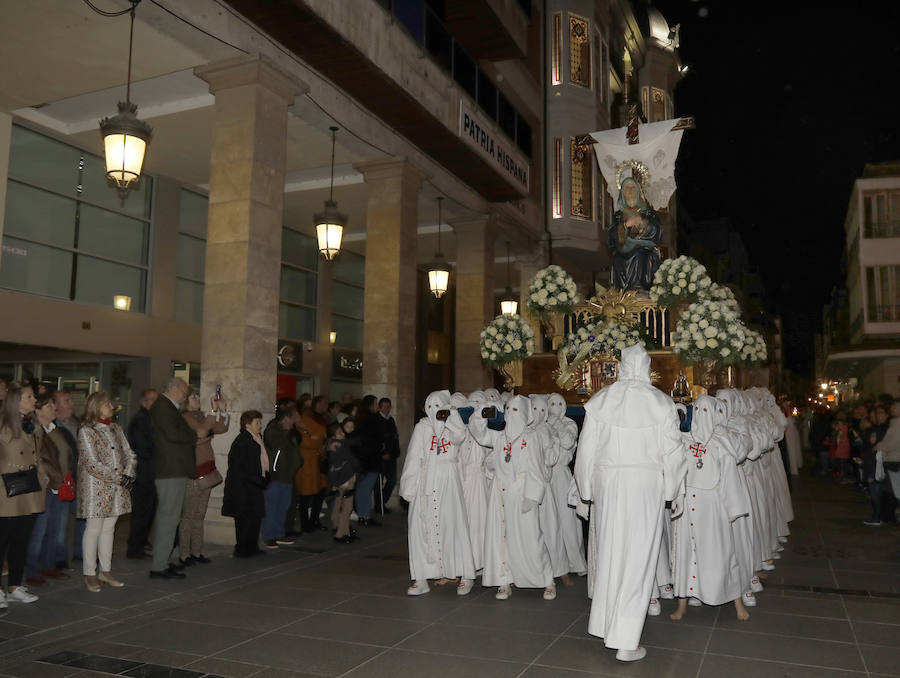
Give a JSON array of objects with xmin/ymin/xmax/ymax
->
[
  {"xmin": 619, "ymin": 344, "xmax": 651, "ymax": 382},
  {"xmin": 484, "ymin": 388, "xmax": 502, "ymax": 402},
  {"xmin": 529, "ymin": 395, "xmax": 549, "ymax": 426},
  {"xmin": 691, "ymin": 394, "xmax": 718, "ymax": 442},
  {"xmin": 547, "ymin": 393, "xmax": 566, "ymax": 422},
  {"xmin": 450, "ymin": 392, "xmax": 468, "ymax": 410},
  {"xmin": 504, "ymin": 395, "xmax": 532, "ymax": 440},
  {"xmin": 424, "ymin": 390, "xmax": 451, "ymax": 429},
  {"xmin": 500, "ymin": 391, "xmax": 513, "ymax": 404},
  {"xmin": 467, "ymin": 390, "xmax": 486, "ymax": 408}
]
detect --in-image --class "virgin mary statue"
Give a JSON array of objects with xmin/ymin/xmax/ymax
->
[{"xmin": 606, "ymin": 177, "xmax": 662, "ymax": 291}]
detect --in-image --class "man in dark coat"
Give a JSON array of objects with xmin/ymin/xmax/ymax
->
[
  {"xmin": 149, "ymin": 377, "xmax": 197, "ymax": 579},
  {"xmin": 377, "ymin": 398, "xmax": 401, "ymax": 512},
  {"xmin": 127, "ymin": 388, "xmax": 158, "ymax": 559}
]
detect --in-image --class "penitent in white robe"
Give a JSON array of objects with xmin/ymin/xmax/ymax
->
[
  {"xmin": 454, "ymin": 391, "xmax": 489, "ymax": 572},
  {"xmin": 574, "ymin": 345, "xmax": 687, "ymax": 651},
  {"xmin": 472, "ymin": 395, "xmax": 553, "ymax": 589},
  {"xmin": 400, "ymin": 391, "xmax": 476, "ymax": 583},
  {"xmin": 547, "ymin": 394, "xmax": 588, "ymax": 575},
  {"xmin": 531, "ymin": 395, "xmax": 569, "ymax": 579},
  {"xmin": 671, "ymin": 395, "xmax": 749, "ymax": 606}
]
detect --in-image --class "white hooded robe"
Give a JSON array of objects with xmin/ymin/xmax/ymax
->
[
  {"xmin": 547, "ymin": 393, "xmax": 588, "ymax": 575},
  {"xmin": 574, "ymin": 345, "xmax": 687, "ymax": 651}
]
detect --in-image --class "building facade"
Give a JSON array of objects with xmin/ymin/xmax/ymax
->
[{"xmin": 0, "ymin": 0, "xmax": 680, "ymax": 542}]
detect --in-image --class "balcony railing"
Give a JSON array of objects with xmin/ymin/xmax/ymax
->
[
  {"xmin": 374, "ymin": 0, "xmax": 532, "ymax": 158},
  {"xmin": 868, "ymin": 305, "xmax": 900, "ymax": 323},
  {"xmin": 864, "ymin": 220, "xmax": 900, "ymax": 238}
]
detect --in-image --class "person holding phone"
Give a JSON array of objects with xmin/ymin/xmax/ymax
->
[{"xmin": 399, "ymin": 391, "xmax": 475, "ymax": 596}]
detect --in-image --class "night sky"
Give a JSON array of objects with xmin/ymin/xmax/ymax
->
[{"xmin": 650, "ymin": 0, "xmax": 900, "ymax": 376}]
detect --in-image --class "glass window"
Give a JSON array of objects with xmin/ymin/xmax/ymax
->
[
  {"xmin": 516, "ymin": 116, "xmax": 532, "ymax": 158},
  {"xmin": 453, "ymin": 43, "xmax": 477, "ymax": 99},
  {"xmin": 8, "ymin": 126, "xmax": 81, "ymax": 197},
  {"xmin": 176, "ymin": 234, "xmax": 206, "ymax": 281},
  {"xmin": 424, "ymin": 7, "xmax": 452, "ymax": 72},
  {"xmin": 569, "ymin": 15, "xmax": 591, "ymax": 88},
  {"xmin": 0, "ymin": 236, "xmax": 72, "ymax": 300},
  {"xmin": 79, "ymin": 204, "xmax": 149, "ymax": 266},
  {"xmin": 175, "ymin": 278, "xmax": 204, "ymax": 324},
  {"xmin": 333, "ymin": 281, "xmax": 364, "ymax": 319},
  {"xmin": 332, "ymin": 250, "xmax": 365, "ymax": 286},
  {"xmin": 280, "ymin": 303, "xmax": 316, "ymax": 341},
  {"xmin": 332, "ymin": 314, "xmax": 364, "ymax": 350},
  {"xmin": 74, "ymin": 254, "xmax": 146, "ymax": 312},
  {"xmin": 80, "ymin": 153, "xmax": 152, "ymax": 219},
  {"xmin": 179, "ymin": 190, "xmax": 208, "ymax": 239},
  {"xmin": 3, "ymin": 125, "xmax": 152, "ymax": 312},
  {"xmin": 394, "ymin": 0, "xmax": 424, "ymax": 43},
  {"xmin": 281, "ymin": 266, "xmax": 317, "ymax": 306},
  {"xmin": 282, "ymin": 228, "xmax": 318, "ymax": 271},
  {"xmin": 570, "ymin": 139, "xmax": 593, "ymax": 220},
  {"xmin": 498, "ymin": 93, "xmax": 517, "ymax": 140},
  {"xmin": 3, "ymin": 180, "xmax": 76, "ymax": 248},
  {"xmin": 477, "ymin": 70, "xmax": 497, "ymax": 119}
]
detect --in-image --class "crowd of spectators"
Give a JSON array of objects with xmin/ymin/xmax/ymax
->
[
  {"xmin": 0, "ymin": 375, "xmax": 401, "ymax": 609},
  {"xmin": 805, "ymin": 395, "xmax": 900, "ymax": 526}
]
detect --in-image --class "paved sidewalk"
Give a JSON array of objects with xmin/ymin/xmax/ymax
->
[{"xmin": 0, "ymin": 475, "xmax": 898, "ymax": 678}]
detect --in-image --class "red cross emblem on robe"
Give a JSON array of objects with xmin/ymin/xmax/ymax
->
[
  {"xmin": 503, "ymin": 442, "xmax": 513, "ymax": 463},
  {"xmin": 690, "ymin": 441, "xmax": 707, "ymax": 459},
  {"xmin": 437, "ymin": 438, "xmax": 450, "ymax": 455}
]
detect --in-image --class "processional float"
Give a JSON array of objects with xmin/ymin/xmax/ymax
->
[{"xmin": 479, "ymin": 112, "xmax": 769, "ymax": 401}]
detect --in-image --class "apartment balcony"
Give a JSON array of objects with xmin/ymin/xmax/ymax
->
[{"xmin": 864, "ymin": 220, "xmax": 900, "ymax": 239}]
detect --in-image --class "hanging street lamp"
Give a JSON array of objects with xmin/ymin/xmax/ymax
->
[
  {"xmin": 500, "ymin": 241, "xmax": 518, "ymax": 315},
  {"xmin": 315, "ymin": 126, "xmax": 346, "ymax": 260},
  {"xmin": 427, "ymin": 197, "xmax": 450, "ymax": 298}
]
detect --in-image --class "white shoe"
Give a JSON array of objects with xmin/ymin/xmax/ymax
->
[
  {"xmin": 407, "ymin": 580, "xmax": 430, "ymax": 596},
  {"xmin": 457, "ymin": 578, "xmax": 474, "ymax": 596},
  {"xmin": 350, "ymin": 511, "xmax": 359, "ymax": 522},
  {"xmin": 777, "ymin": 536, "xmax": 788, "ymax": 544},
  {"xmin": 659, "ymin": 584, "xmax": 675, "ymax": 599},
  {"xmin": 495, "ymin": 585, "xmax": 512, "ymax": 600},
  {"xmin": 775, "ymin": 545, "xmax": 784, "ymax": 552},
  {"xmin": 761, "ymin": 561, "xmax": 775, "ymax": 571},
  {"xmin": 647, "ymin": 599, "xmax": 661, "ymax": 616},
  {"xmin": 616, "ymin": 647, "xmax": 647, "ymax": 662},
  {"xmin": 576, "ymin": 570, "xmax": 587, "ymax": 577},
  {"xmin": 688, "ymin": 597, "xmax": 702, "ymax": 607},
  {"xmin": 772, "ymin": 552, "xmax": 781, "ymax": 560},
  {"xmin": 7, "ymin": 586, "xmax": 38, "ymax": 603},
  {"xmin": 750, "ymin": 576, "xmax": 764, "ymax": 593},
  {"xmin": 742, "ymin": 591, "xmax": 757, "ymax": 607},
  {"xmin": 543, "ymin": 584, "xmax": 557, "ymax": 601},
  {"xmin": 0, "ymin": 591, "xmax": 6, "ymax": 610}
]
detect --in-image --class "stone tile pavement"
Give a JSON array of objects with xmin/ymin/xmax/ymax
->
[{"xmin": 1, "ymin": 474, "xmax": 898, "ymax": 677}]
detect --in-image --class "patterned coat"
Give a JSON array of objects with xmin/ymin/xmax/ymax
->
[{"xmin": 77, "ymin": 422, "xmax": 137, "ymax": 519}]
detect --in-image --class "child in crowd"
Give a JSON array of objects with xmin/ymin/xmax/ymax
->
[{"xmin": 326, "ymin": 421, "xmax": 359, "ymax": 543}]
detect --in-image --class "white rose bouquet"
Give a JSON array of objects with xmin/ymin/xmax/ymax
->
[
  {"xmin": 672, "ymin": 299, "xmax": 746, "ymax": 365},
  {"xmin": 740, "ymin": 327, "xmax": 768, "ymax": 366},
  {"xmin": 706, "ymin": 282, "xmax": 740, "ymax": 312},
  {"xmin": 526, "ymin": 265, "xmax": 579, "ymax": 316},
  {"xmin": 650, "ymin": 255, "xmax": 712, "ymax": 308},
  {"xmin": 561, "ymin": 317, "xmax": 650, "ymax": 359},
  {"xmin": 479, "ymin": 314, "xmax": 535, "ymax": 368}
]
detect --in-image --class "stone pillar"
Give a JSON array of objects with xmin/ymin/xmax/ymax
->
[
  {"xmin": 452, "ymin": 216, "xmax": 495, "ymax": 393},
  {"xmin": 353, "ymin": 158, "xmax": 422, "ymax": 447},
  {"xmin": 194, "ymin": 54, "xmax": 307, "ymax": 544}
]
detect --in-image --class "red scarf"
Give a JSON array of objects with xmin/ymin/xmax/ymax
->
[{"xmin": 98, "ymin": 418, "xmax": 111, "ymax": 426}]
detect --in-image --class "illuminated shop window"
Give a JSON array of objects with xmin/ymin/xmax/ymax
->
[{"xmin": 569, "ymin": 15, "xmax": 591, "ymax": 88}]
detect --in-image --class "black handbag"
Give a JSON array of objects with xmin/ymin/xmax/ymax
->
[{"xmin": 2, "ymin": 466, "xmax": 41, "ymax": 497}]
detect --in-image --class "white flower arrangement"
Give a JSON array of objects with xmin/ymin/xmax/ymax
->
[
  {"xmin": 561, "ymin": 317, "xmax": 650, "ymax": 359},
  {"xmin": 740, "ymin": 327, "xmax": 768, "ymax": 365},
  {"xmin": 526, "ymin": 265, "xmax": 579, "ymax": 316},
  {"xmin": 479, "ymin": 314, "xmax": 535, "ymax": 368},
  {"xmin": 672, "ymin": 299, "xmax": 747, "ymax": 365},
  {"xmin": 706, "ymin": 282, "xmax": 740, "ymax": 312},
  {"xmin": 649, "ymin": 255, "xmax": 712, "ymax": 308}
]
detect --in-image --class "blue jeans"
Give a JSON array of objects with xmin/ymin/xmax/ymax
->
[
  {"xmin": 263, "ymin": 481, "xmax": 293, "ymax": 541},
  {"xmin": 355, "ymin": 472, "xmax": 378, "ymax": 519},
  {"xmin": 27, "ymin": 491, "xmax": 74, "ymax": 575}
]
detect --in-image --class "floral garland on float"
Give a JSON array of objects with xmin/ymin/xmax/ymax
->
[
  {"xmin": 526, "ymin": 264, "xmax": 580, "ymax": 338},
  {"xmin": 740, "ymin": 327, "xmax": 768, "ymax": 366},
  {"xmin": 479, "ymin": 314, "xmax": 535, "ymax": 390},
  {"xmin": 649, "ymin": 255, "xmax": 712, "ymax": 308}
]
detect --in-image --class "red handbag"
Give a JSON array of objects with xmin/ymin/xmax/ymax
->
[{"xmin": 58, "ymin": 471, "xmax": 76, "ymax": 502}]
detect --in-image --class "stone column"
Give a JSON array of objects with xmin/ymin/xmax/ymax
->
[
  {"xmin": 452, "ymin": 216, "xmax": 495, "ymax": 393},
  {"xmin": 353, "ymin": 158, "xmax": 422, "ymax": 447},
  {"xmin": 194, "ymin": 54, "xmax": 307, "ymax": 544},
  {"xmin": 0, "ymin": 113, "xmax": 11, "ymax": 254}
]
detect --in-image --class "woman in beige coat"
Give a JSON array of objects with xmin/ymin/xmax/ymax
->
[
  {"xmin": 77, "ymin": 392, "xmax": 137, "ymax": 592},
  {"xmin": 0, "ymin": 383, "xmax": 44, "ymax": 606},
  {"xmin": 178, "ymin": 390, "xmax": 229, "ymax": 565}
]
